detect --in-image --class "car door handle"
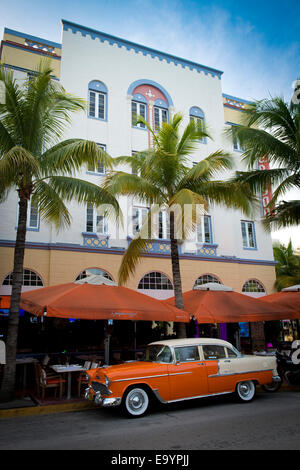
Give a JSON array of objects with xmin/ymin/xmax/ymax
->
[
  {"xmin": 224, "ymin": 360, "xmax": 231, "ymax": 363},
  {"xmin": 197, "ymin": 363, "xmax": 205, "ymax": 366}
]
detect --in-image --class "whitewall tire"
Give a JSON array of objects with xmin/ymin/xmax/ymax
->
[
  {"xmin": 235, "ymin": 381, "xmax": 256, "ymax": 402},
  {"xmin": 122, "ymin": 387, "xmax": 150, "ymax": 418}
]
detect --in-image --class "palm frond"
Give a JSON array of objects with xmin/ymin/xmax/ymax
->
[{"xmin": 118, "ymin": 236, "xmax": 151, "ymax": 286}]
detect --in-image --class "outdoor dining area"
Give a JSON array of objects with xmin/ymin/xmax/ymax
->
[{"xmin": 1, "ymin": 276, "xmax": 300, "ymax": 404}]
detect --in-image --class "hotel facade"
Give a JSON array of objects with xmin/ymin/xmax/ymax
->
[{"xmin": 0, "ymin": 21, "xmax": 277, "ymax": 346}]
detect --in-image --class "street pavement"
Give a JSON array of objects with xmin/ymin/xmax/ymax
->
[{"xmin": 0, "ymin": 389, "xmax": 300, "ymax": 450}]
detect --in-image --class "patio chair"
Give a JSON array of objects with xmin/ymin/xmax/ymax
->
[
  {"xmin": 76, "ymin": 361, "xmax": 92, "ymax": 398},
  {"xmin": 34, "ymin": 362, "xmax": 66, "ymax": 401}
]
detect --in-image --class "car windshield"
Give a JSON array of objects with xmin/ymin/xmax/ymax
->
[{"xmin": 144, "ymin": 345, "xmax": 173, "ymax": 363}]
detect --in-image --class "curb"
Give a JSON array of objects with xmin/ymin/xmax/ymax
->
[{"xmin": 0, "ymin": 400, "xmax": 96, "ymax": 419}]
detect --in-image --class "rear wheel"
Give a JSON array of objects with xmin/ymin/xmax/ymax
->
[
  {"xmin": 235, "ymin": 381, "xmax": 256, "ymax": 402},
  {"xmin": 122, "ymin": 387, "xmax": 150, "ymax": 418},
  {"xmin": 261, "ymin": 380, "xmax": 282, "ymax": 393}
]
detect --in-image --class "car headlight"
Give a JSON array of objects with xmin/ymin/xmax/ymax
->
[{"xmin": 105, "ymin": 375, "xmax": 111, "ymax": 387}]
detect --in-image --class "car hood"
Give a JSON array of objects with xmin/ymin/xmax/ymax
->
[{"xmin": 92, "ymin": 361, "xmax": 168, "ymax": 382}]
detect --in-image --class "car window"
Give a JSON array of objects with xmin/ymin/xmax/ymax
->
[
  {"xmin": 226, "ymin": 347, "xmax": 238, "ymax": 358},
  {"xmin": 203, "ymin": 345, "xmax": 226, "ymax": 360},
  {"xmin": 145, "ymin": 345, "xmax": 173, "ymax": 363},
  {"xmin": 174, "ymin": 346, "xmax": 200, "ymax": 363}
]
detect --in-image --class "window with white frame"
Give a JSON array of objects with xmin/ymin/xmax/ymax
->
[
  {"xmin": 242, "ymin": 279, "xmax": 265, "ymax": 293},
  {"xmin": 87, "ymin": 144, "xmax": 106, "ymax": 174},
  {"xmin": 189, "ymin": 107, "xmax": 205, "ymax": 143},
  {"xmin": 138, "ymin": 272, "xmax": 173, "ymax": 290},
  {"xmin": 28, "ymin": 201, "xmax": 39, "ymax": 229},
  {"xmin": 88, "ymin": 80, "xmax": 107, "ymax": 120},
  {"xmin": 241, "ymin": 221, "xmax": 256, "ymax": 249},
  {"xmin": 132, "ymin": 101, "xmax": 146, "ymax": 128},
  {"xmin": 132, "ymin": 206, "xmax": 149, "ymax": 236},
  {"xmin": 231, "ymin": 125, "xmax": 244, "ymax": 151},
  {"xmin": 3, "ymin": 269, "xmax": 43, "ymax": 287},
  {"xmin": 194, "ymin": 274, "xmax": 221, "ymax": 287},
  {"xmin": 86, "ymin": 204, "xmax": 108, "ymax": 234},
  {"xmin": 75, "ymin": 268, "xmax": 113, "ymax": 282},
  {"xmin": 154, "ymin": 106, "xmax": 168, "ymax": 131},
  {"xmin": 197, "ymin": 215, "xmax": 212, "ymax": 244}
]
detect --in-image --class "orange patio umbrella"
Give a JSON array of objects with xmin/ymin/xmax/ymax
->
[
  {"xmin": 164, "ymin": 283, "xmax": 297, "ymax": 323},
  {"xmin": 20, "ymin": 275, "xmax": 189, "ymax": 364},
  {"xmin": 260, "ymin": 285, "xmax": 300, "ymax": 317},
  {"xmin": 20, "ymin": 278, "xmax": 189, "ymax": 322}
]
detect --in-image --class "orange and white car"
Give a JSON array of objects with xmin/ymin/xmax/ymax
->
[{"xmin": 84, "ymin": 338, "xmax": 280, "ymax": 417}]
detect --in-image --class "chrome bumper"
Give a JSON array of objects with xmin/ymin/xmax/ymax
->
[
  {"xmin": 84, "ymin": 388, "xmax": 121, "ymax": 407},
  {"xmin": 272, "ymin": 375, "xmax": 282, "ymax": 383}
]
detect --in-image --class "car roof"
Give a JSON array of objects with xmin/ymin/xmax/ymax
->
[{"xmin": 149, "ymin": 338, "xmax": 234, "ymax": 348}]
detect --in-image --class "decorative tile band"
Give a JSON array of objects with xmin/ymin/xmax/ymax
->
[
  {"xmin": 0, "ymin": 239, "xmax": 277, "ymax": 266},
  {"xmin": 61, "ymin": 20, "xmax": 223, "ymax": 80}
]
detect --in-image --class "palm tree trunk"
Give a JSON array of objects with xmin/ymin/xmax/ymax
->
[
  {"xmin": 169, "ymin": 211, "xmax": 186, "ymax": 339},
  {"xmin": 1, "ymin": 196, "xmax": 28, "ymax": 399}
]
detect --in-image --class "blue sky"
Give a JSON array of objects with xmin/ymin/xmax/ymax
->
[
  {"xmin": 1, "ymin": 0, "xmax": 300, "ymax": 246},
  {"xmin": 1, "ymin": 0, "xmax": 299, "ymax": 101}
]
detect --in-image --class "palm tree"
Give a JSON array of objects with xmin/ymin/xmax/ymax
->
[
  {"xmin": 104, "ymin": 113, "xmax": 256, "ymax": 337},
  {"xmin": 273, "ymin": 240, "xmax": 300, "ymax": 291},
  {"xmin": 230, "ymin": 86, "xmax": 300, "ymax": 230},
  {"xmin": 0, "ymin": 64, "xmax": 119, "ymax": 398}
]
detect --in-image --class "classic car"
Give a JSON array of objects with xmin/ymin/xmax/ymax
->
[{"xmin": 84, "ymin": 338, "xmax": 280, "ymax": 417}]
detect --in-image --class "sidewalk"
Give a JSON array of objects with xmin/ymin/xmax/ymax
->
[{"xmin": 0, "ymin": 394, "xmax": 95, "ymax": 419}]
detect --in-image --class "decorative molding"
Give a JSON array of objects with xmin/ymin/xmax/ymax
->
[
  {"xmin": 1, "ymin": 41, "xmax": 61, "ymax": 59},
  {"xmin": 4, "ymin": 28, "xmax": 61, "ymax": 49},
  {"xmin": 61, "ymin": 20, "xmax": 223, "ymax": 80},
  {"xmin": 223, "ymin": 93, "xmax": 251, "ymax": 111},
  {"xmin": 0, "ymin": 239, "xmax": 276, "ymax": 266}
]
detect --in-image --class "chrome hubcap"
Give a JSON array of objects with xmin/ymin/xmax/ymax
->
[
  {"xmin": 129, "ymin": 393, "xmax": 144, "ymax": 410},
  {"xmin": 238, "ymin": 381, "xmax": 253, "ymax": 398}
]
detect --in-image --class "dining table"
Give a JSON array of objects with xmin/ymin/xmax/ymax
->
[{"xmin": 51, "ymin": 364, "xmax": 87, "ymax": 400}]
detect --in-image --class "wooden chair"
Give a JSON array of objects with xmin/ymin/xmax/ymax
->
[
  {"xmin": 34, "ymin": 362, "xmax": 66, "ymax": 401},
  {"xmin": 77, "ymin": 361, "xmax": 101, "ymax": 398}
]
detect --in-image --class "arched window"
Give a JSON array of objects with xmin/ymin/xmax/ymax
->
[
  {"xmin": 242, "ymin": 280, "xmax": 266, "ymax": 293},
  {"xmin": 138, "ymin": 272, "xmax": 173, "ymax": 290},
  {"xmin": 194, "ymin": 274, "xmax": 221, "ymax": 287},
  {"xmin": 128, "ymin": 80, "xmax": 172, "ymax": 131},
  {"xmin": 75, "ymin": 268, "xmax": 114, "ymax": 282},
  {"xmin": 2, "ymin": 269, "xmax": 43, "ymax": 287},
  {"xmin": 88, "ymin": 80, "xmax": 108, "ymax": 120},
  {"xmin": 189, "ymin": 106, "xmax": 206, "ymax": 143}
]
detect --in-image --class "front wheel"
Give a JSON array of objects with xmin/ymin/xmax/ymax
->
[
  {"xmin": 122, "ymin": 387, "xmax": 150, "ymax": 418},
  {"xmin": 235, "ymin": 381, "xmax": 256, "ymax": 402}
]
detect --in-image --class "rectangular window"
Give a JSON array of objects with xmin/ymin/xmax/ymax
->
[
  {"xmin": 190, "ymin": 116, "xmax": 205, "ymax": 142},
  {"xmin": 132, "ymin": 101, "xmax": 146, "ymax": 128},
  {"xmin": 232, "ymin": 126, "xmax": 244, "ymax": 151},
  {"xmin": 241, "ymin": 221, "xmax": 256, "ymax": 249},
  {"xmin": 154, "ymin": 106, "xmax": 168, "ymax": 131},
  {"xmin": 86, "ymin": 204, "xmax": 108, "ymax": 234},
  {"xmin": 197, "ymin": 216, "xmax": 212, "ymax": 244},
  {"xmin": 132, "ymin": 206, "xmax": 149, "ymax": 236},
  {"xmin": 27, "ymin": 201, "xmax": 39, "ymax": 229},
  {"xmin": 88, "ymin": 144, "xmax": 106, "ymax": 174},
  {"xmin": 89, "ymin": 90, "xmax": 106, "ymax": 120}
]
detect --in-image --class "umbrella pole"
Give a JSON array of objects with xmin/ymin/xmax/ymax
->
[{"xmin": 104, "ymin": 320, "xmax": 110, "ymax": 365}]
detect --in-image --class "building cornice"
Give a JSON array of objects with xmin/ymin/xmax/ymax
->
[{"xmin": 61, "ymin": 19, "xmax": 223, "ymax": 80}]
